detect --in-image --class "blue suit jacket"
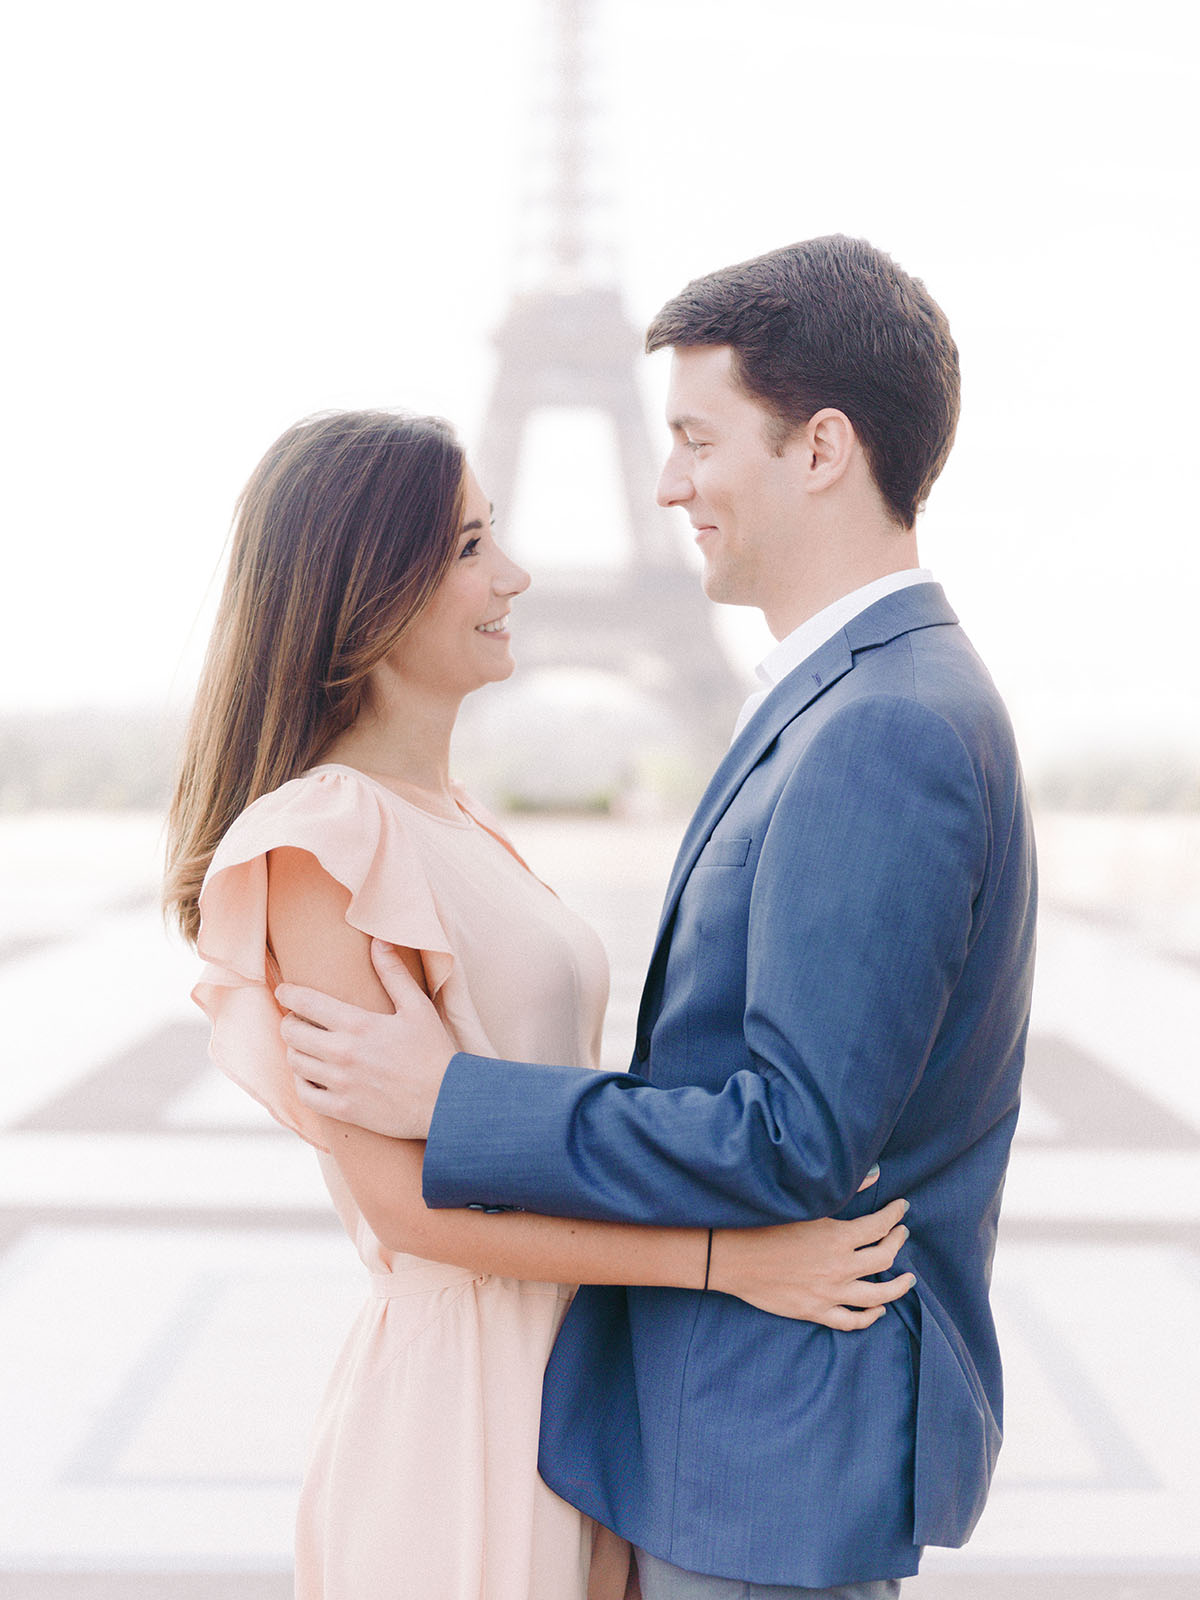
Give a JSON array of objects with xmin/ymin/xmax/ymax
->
[{"xmin": 423, "ymin": 584, "xmax": 1037, "ymax": 1587}]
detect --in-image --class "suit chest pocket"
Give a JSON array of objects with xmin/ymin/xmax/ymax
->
[
  {"xmin": 693, "ymin": 836, "xmax": 751, "ymax": 869},
  {"xmin": 668, "ymin": 838, "xmax": 756, "ymax": 1088},
  {"xmin": 684, "ymin": 835, "xmax": 755, "ymax": 937}
]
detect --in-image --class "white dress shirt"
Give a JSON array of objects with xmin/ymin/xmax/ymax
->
[{"xmin": 731, "ymin": 568, "xmax": 935, "ymax": 741}]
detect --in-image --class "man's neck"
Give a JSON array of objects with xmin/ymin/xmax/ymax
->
[{"xmin": 765, "ymin": 544, "xmax": 921, "ymax": 639}]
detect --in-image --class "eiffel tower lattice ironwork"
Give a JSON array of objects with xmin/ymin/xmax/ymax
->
[{"xmin": 474, "ymin": 0, "xmax": 746, "ymax": 763}]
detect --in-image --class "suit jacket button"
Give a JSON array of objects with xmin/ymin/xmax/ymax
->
[{"xmin": 635, "ymin": 1036, "xmax": 651, "ymax": 1062}]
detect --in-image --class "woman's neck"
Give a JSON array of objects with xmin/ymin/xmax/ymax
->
[{"xmin": 320, "ymin": 687, "xmax": 461, "ymax": 809}]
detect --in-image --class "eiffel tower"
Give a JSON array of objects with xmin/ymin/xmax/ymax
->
[{"xmin": 468, "ymin": 0, "xmax": 746, "ymax": 792}]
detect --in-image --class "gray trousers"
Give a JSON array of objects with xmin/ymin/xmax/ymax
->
[{"xmin": 635, "ymin": 1549, "xmax": 902, "ymax": 1600}]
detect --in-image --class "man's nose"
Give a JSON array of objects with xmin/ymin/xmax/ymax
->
[{"xmin": 656, "ymin": 454, "xmax": 693, "ymax": 507}]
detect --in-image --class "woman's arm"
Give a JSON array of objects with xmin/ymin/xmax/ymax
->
[{"xmin": 268, "ymin": 847, "xmax": 912, "ymax": 1325}]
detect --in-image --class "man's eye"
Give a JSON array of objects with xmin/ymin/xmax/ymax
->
[
  {"xmin": 685, "ymin": 438, "xmax": 707, "ymax": 452},
  {"xmin": 459, "ymin": 537, "xmax": 481, "ymax": 558}
]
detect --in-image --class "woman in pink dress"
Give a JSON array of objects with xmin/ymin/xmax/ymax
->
[{"xmin": 163, "ymin": 410, "xmax": 912, "ymax": 1600}]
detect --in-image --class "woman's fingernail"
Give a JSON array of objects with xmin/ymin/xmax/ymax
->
[
  {"xmin": 866, "ymin": 1164, "xmax": 880, "ymax": 1182},
  {"xmin": 900, "ymin": 1199, "xmax": 910, "ymax": 1216}
]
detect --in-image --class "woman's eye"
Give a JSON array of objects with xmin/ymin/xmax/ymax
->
[{"xmin": 459, "ymin": 536, "xmax": 481, "ymax": 559}]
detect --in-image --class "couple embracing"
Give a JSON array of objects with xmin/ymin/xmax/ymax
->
[{"xmin": 166, "ymin": 235, "xmax": 1036, "ymax": 1599}]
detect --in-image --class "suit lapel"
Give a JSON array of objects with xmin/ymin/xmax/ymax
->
[{"xmin": 648, "ymin": 583, "xmax": 959, "ymax": 961}]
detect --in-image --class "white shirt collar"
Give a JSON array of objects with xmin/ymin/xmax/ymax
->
[
  {"xmin": 732, "ymin": 568, "xmax": 934, "ymax": 741},
  {"xmin": 756, "ymin": 568, "xmax": 935, "ymax": 688}
]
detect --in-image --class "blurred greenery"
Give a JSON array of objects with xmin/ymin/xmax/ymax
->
[
  {"xmin": 0, "ymin": 710, "xmax": 185, "ymax": 812},
  {"xmin": 1, "ymin": 709, "xmax": 1197, "ymax": 813},
  {"xmin": 1031, "ymin": 750, "xmax": 1200, "ymax": 813}
]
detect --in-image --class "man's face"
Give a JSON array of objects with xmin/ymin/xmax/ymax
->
[{"xmin": 656, "ymin": 345, "xmax": 809, "ymax": 618}]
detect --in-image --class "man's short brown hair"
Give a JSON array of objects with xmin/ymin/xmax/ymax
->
[{"xmin": 645, "ymin": 235, "xmax": 960, "ymax": 528}]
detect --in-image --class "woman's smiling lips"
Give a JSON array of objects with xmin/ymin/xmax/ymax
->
[{"xmin": 476, "ymin": 613, "xmax": 510, "ymax": 635}]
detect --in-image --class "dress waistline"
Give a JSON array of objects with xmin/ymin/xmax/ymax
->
[
  {"xmin": 368, "ymin": 1264, "xmax": 575, "ymax": 1300},
  {"xmin": 369, "ymin": 1262, "xmax": 480, "ymax": 1297}
]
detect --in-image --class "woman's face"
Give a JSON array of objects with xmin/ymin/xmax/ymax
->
[{"xmin": 384, "ymin": 465, "xmax": 530, "ymax": 700}]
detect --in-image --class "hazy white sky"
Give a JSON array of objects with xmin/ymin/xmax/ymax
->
[{"xmin": 4, "ymin": 0, "xmax": 1197, "ymax": 771}]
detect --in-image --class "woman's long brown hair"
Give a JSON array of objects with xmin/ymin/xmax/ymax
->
[{"xmin": 164, "ymin": 410, "xmax": 465, "ymax": 944}]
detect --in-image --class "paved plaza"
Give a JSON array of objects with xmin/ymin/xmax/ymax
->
[{"xmin": 0, "ymin": 811, "xmax": 1198, "ymax": 1599}]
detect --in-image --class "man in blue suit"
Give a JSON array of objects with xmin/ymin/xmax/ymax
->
[{"xmin": 281, "ymin": 236, "xmax": 1037, "ymax": 1596}]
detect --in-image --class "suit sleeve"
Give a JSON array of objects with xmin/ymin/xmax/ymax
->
[{"xmin": 423, "ymin": 695, "xmax": 989, "ymax": 1225}]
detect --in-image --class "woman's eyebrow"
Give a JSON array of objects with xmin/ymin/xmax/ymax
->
[{"xmin": 461, "ymin": 504, "xmax": 496, "ymax": 533}]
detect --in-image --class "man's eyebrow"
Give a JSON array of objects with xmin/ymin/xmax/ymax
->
[{"xmin": 668, "ymin": 413, "xmax": 711, "ymax": 433}]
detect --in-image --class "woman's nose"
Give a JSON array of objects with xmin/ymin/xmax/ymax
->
[{"xmin": 496, "ymin": 551, "xmax": 531, "ymax": 596}]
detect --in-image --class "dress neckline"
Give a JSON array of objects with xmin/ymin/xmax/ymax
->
[
  {"xmin": 303, "ymin": 763, "xmax": 477, "ymax": 829},
  {"xmin": 302, "ymin": 762, "xmax": 554, "ymax": 892}
]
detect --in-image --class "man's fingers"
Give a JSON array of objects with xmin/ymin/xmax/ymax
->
[
  {"xmin": 293, "ymin": 1072, "xmax": 328, "ymax": 1108},
  {"xmin": 850, "ymin": 1197, "xmax": 909, "ymax": 1246},
  {"xmin": 284, "ymin": 1039, "xmax": 330, "ymax": 1086},
  {"xmin": 275, "ymin": 983, "xmax": 357, "ymax": 1032},
  {"xmin": 279, "ymin": 1010, "xmax": 346, "ymax": 1062},
  {"xmin": 293, "ymin": 1073, "xmax": 353, "ymax": 1122},
  {"xmin": 369, "ymin": 939, "xmax": 427, "ymax": 1007}
]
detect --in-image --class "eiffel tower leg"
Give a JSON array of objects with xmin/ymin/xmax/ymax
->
[{"xmin": 474, "ymin": 383, "xmax": 530, "ymax": 522}]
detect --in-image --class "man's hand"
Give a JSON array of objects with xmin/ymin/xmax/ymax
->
[{"xmin": 277, "ymin": 939, "xmax": 453, "ymax": 1139}]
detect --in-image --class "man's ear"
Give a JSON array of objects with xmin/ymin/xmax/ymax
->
[{"xmin": 802, "ymin": 408, "xmax": 857, "ymax": 493}]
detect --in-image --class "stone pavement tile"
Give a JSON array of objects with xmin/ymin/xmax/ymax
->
[
  {"xmin": 2, "ymin": 815, "xmax": 1198, "ymax": 1593},
  {"xmin": 906, "ymin": 1577, "xmax": 1200, "ymax": 1599},
  {"xmin": 2, "ymin": 1571, "xmax": 1197, "ymax": 1599},
  {"xmin": 0, "ymin": 1133, "xmax": 329, "ymax": 1210},
  {"xmin": 1032, "ymin": 908, "xmax": 1200, "ymax": 1132},
  {"xmin": 932, "ymin": 1241, "xmax": 1200, "ymax": 1571},
  {"xmin": 0, "ymin": 906, "xmax": 198, "ymax": 1128},
  {"xmin": 0, "ymin": 1225, "xmax": 359, "ymax": 1571},
  {"xmin": 0, "ymin": 1579, "xmax": 291, "ymax": 1599},
  {"xmin": 3, "ymin": 1225, "xmax": 1196, "ymax": 1576},
  {"xmin": 1020, "ymin": 1031, "xmax": 1200, "ymax": 1148}
]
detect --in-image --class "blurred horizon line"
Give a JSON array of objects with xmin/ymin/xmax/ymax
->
[{"xmin": 3, "ymin": 702, "xmax": 1198, "ymax": 817}]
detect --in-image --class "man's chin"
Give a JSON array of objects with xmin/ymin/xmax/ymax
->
[
  {"xmin": 699, "ymin": 564, "xmax": 727, "ymax": 602},
  {"xmin": 700, "ymin": 566, "xmax": 752, "ymax": 608}
]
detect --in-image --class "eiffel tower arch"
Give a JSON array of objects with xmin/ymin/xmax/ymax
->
[{"xmin": 458, "ymin": 0, "xmax": 746, "ymax": 803}]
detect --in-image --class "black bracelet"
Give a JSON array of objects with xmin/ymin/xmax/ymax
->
[{"xmin": 703, "ymin": 1227, "xmax": 713, "ymax": 1291}]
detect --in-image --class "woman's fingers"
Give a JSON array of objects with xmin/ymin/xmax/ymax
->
[
  {"xmin": 783, "ymin": 1272, "xmax": 914, "ymax": 1324},
  {"xmin": 820, "ymin": 1304, "xmax": 887, "ymax": 1331},
  {"xmin": 850, "ymin": 1197, "xmax": 909, "ymax": 1246},
  {"xmin": 744, "ymin": 1202, "xmax": 917, "ymax": 1325},
  {"xmin": 849, "ymin": 1222, "xmax": 909, "ymax": 1276},
  {"xmin": 758, "ymin": 1273, "xmax": 916, "ymax": 1323},
  {"xmin": 873, "ymin": 1272, "xmax": 916, "ymax": 1305},
  {"xmin": 837, "ymin": 1271, "xmax": 917, "ymax": 1309},
  {"xmin": 752, "ymin": 1265, "xmax": 916, "ymax": 1323}
]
